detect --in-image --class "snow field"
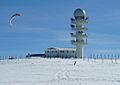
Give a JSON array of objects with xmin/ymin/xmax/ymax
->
[{"xmin": 0, "ymin": 58, "xmax": 120, "ymax": 85}]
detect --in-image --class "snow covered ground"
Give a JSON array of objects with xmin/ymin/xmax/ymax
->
[{"xmin": 0, "ymin": 58, "xmax": 120, "ymax": 85}]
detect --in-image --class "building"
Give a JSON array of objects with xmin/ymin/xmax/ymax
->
[
  {"xmin": 26, "ymin": 8, "xmax": 88, "ymax": 59},
  {"xmin": 70, "ymin": 8, "xmax": 88, "ymax": 58},
  {"xmin": 26, "ymin": 54, "xmax": 45, "ymax": 58},
  {"xmin": 45, "ymin": 48, "xmax": 76, "ymax": 58}
]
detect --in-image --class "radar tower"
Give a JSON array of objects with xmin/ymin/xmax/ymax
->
[{"xmin": 70, "ymin": 8, "xmax": 88, "ymax": 58}]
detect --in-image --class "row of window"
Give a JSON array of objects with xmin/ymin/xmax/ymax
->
[{"xmin": 45, "ymin": 51, "xmax": 75, "ymax": 53}]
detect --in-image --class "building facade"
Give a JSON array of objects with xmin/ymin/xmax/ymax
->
[{"xmin": 45, "ymin": 48, "xmax": 76, "ymax": 58}]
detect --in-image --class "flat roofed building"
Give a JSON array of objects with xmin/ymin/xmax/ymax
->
[{"xmin": 45, "ymin": 48, "xmax": 76, "ymax": 58}]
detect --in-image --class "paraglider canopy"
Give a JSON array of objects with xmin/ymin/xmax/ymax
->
[
  {"xmin": 11, "ymin": 13, "xmax": 21, "ymax": 18},
  {"xmin": 9, "ymin": 13, "xmax": 21, "ymax": 27}
]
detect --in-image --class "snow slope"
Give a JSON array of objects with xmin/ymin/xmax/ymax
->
[{"xmin": 0, "ymin": 58, "xmax": 120, "ymax": 85}]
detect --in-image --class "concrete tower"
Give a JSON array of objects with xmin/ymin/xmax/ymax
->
[{"xmin": 70, "ymin": 8, "xmax": 88, "ymax": 58}]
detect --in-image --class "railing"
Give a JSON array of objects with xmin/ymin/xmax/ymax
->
[
  {"xmin": 71, "ymin": 17, "xmax": 88, "ymax": 25},
  {"xmin": 70, "ymin": 33, "xmax": 88, "ymax": 38}
]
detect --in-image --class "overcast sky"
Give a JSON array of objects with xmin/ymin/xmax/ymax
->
[{"xmin": 0, "ymin": 0, "xmax": 120, "ymax": 56}]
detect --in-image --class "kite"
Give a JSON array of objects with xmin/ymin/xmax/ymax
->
[{"xmin": 9, "ymin": 13, "xmax": 21, "ymax": 27}]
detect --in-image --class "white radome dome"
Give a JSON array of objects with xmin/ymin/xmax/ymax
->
[{"xmin": 74, "ymin": 8, "xmax": 86, "ymax": 18}]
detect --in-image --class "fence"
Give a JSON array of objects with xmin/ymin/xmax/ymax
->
[
  {"xmin": 84, "ymin": 54, "xmax": 120, "ymax": 64},
  {"xmin": 0, "ymin": 56, "xmax": 25, "ymax": 61}
]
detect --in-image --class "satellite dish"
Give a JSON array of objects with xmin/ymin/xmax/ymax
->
[{"xmin": 73, "ymin": 8, "xmax": 86, "ymax": 19}]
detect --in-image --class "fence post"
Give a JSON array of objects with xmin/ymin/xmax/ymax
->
[
  {"xmin": 118, "ymin": 55, "xmax": 120, "ymax": 62},
  {"xmin": 93, "ymin": 54, "xmax": 96, "ymax": 62},
  {"xmin": 96, "ymin": 54, "xmax": 99, "ymax": 61},
  {"xmin": 115, "ymin": 55, "xmax": 117, "ymax": 64},
  {"xmin": 111, "ymin": 54, "xmax": 113, "ymax": 64},
  {"xmin": 101, "ymin": 55, "xmax": 104, "ymax": 63},
  {"xmin": 88, "ymin": 56, "xmax": 89, "ymax": 62}
]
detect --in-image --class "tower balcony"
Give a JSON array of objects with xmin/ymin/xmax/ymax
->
[
  {"xmin": 77, "ymin": 33, "xmax": 88, "ymax": 38},
  {"xmin": 71, "ymin": 39, "xmax": 87, "ymax": 45},
  {"xmin": 75, "ymin": 19, "xmax": 88, "ymax": 25},
  {"xmin": 71, "ymin": 18, "xmax": 88, "ymax": 25},
  {"xmin": 71, "ymin": 40, "xmax": 76, "ymax": 45},
  {"xmin": 71, "ymin": 26, "xmax": 88, "ymax": 31},
  {"xmin": 70, "ymin": 33, "xmax": 76, "ymax": 37},
  {"xmin": 70, "ymin": 33, "xmax": 88, "ymax": 38},
  {"xmin": 70, "ymin": 24, "xmax": 76, "ymax": 29},
  {"xmin": 70, "ymin": 18, "xmax": 76, "ymax": 24}
]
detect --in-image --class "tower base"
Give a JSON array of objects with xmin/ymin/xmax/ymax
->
[{"xmin": 76, "ymin": 45, "xmax": 84, "ymax": 58}]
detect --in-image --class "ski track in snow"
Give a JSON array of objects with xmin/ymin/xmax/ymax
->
[
  {"xmin": 55, "ymin": 70, "xmax": 69, "ymax": 80},
  {"xmin": 55, "ymin": 69, "xmax": 120, "ymax": 83}
]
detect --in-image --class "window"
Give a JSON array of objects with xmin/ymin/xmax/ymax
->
[
  {"xmin": 60, "ymin": 51, "xmax": 64, "ymax": 53},
  {"xmin": 66, "ymin": 51, "xmax": 69, "ymax": 53}
]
